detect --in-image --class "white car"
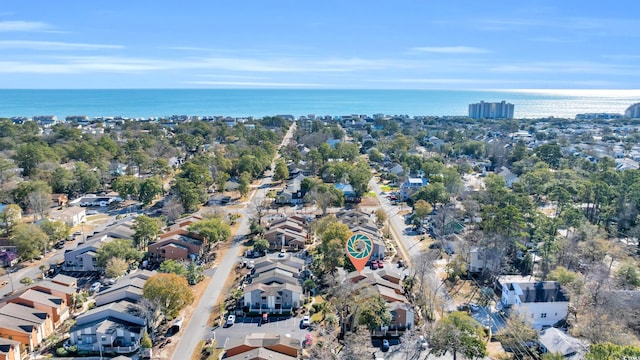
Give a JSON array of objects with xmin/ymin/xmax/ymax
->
[
  {"xmin": 89, "ymin": 282, "xmax": 101, "ymax": 293},
  {"xmin": 419, "ymin": 335, "xmax": 428, "ymax": 350},
  {"xmin": 301, "ymin": 315, "xmax": 311, "ymax": 328},
  {"xmin": 226, "ymin": 314, "xmax": 236, "ymax": 326}
]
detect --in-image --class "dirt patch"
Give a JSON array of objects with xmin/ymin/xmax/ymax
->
[
  {"xmin": 359, "ymin": 195, "xmax": 379, "ymax": 207},
  {"xmin": 446, "ymin": 278, "xmax": 484, "ymax": 307}
]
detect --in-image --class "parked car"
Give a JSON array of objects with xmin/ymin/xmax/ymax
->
[
  {"xmin": 377, "ymin": 260, "xmax": 384, "ymax": 269},
  {"xmin": 371, "ymin": 260, "xmax": 379, "ymax": 270},
  {"xmin": 419, "ymin": 335, "xmax": 428, "ymax": 350},
  {"xmin": 381, "ymin": 339, "xmax": 390, "ymax": 351},
  {"xmin": 278, "ymin": 249, "xmax": 286, "ymax": 258},
  {"xmin": 89, "ymin": 282, "xmax": 101, "ymax": 293},
  {"xmin": 226, "ymin": 314, "xmax": 236, "ymax": 326},
  {"xmin": 301, "ymin": 315, "xmax": 311, "ymax": 328},
  {"xmin": 397, "ymin": 259, "xmax": 405, "ymax": 268}
]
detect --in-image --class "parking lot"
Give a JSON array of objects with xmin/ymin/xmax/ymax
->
[{"xmin": 213, "ymin": 315, "xmax": 311, "ymax": 348}]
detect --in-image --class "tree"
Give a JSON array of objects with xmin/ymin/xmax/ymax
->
[
  {"xmin": 413, "ymin": 182, "xmax": 450, "ymax": 207},
  {"xmin": 27, "ymin": 189, "xmax": 51, "ymax": 221},
  {"xmin": 96, "ymin": 239, "xmax": 143, "ymax": 267},
  {"xmin": 172, "ymin": 178, "xmax": 206, "ymax": 213},
  {"xmin": 143, "ymin": 273, "xmax": 194, "ymax": 319},
  {"xmin": 429, "ymin": 312, "xmax": 487, "ymax": 360},
  {"xmin": 615, "ymin": 261, "xmax": 640, "ymax": 290},
  {"xmin": 139, "ymin": 176, "xmax": 163, "ymax": 206},
  {"xmin": 0, "ymin": 204, "xmax": 22, "ymax": 235},
  {"xmin": 159, "ymin": 259, "xmax": 187, "ymax": 276},
  {"xmin": 413, "ymin": 199, "xmax": 433, "ymax": 223},
  {"xmin": 494, "ymin": 314, "xmax": 537, "ymax": 356},
  {"xmin": 342, "ymin": 326, "xmax": 373, "ymax": 360},
  {"xmin": 357, "ymin": 293, "xmax": 391, "ymax": 332},
  {"xmin": 252, "ymin": 237, "xmax": 269, "ymax": 253},
  {"xmin": 585, "ymin": 343, "xmax": 640, "ymax": 360},
  {"xmin": 375, "ymin": 209, "xmax": 387, "ymax": 228},
  {"xmin": 273, "ymin": 159, "xmax": 289, "ymax": 182},
  {"xmin": 105, "ymin": 257, "xmax": 129, "ymax": 278},
  {"xmin": 186, "ymin": 261, "xmax": 204, "ymax": 285},
  {"xmin": 140, "ymin": 329, "xmax": 152, "ymax": 349},
  {"xmin": 162, "ymin": 196, "xmax": 184, "ymax": 223},
  {"xmin": 535, "ymin": 144, "xmax": 563, "ymax": 169},
  {"xmin": 132, "ymin": 215, "xmax": 160, "ymax": 250},
  {"xmin": 39, "ymin": 219, "xmax": 70, "ymax": 242},
  {"xmin": 238, "ymin": 171, "xmax": 251, "ymax": 198},
  {"xmin": 111, "ymin": 175, "xmax": 140, "ymax": 199},
  {"xmin": 10, "ymin": 223, "xmax": 49, "ymax": 260},
  {"xmin": 347, "ymin": 159, "xmax": 373, "ymax": 197},
  {"xmin": 188, "ymin": 217, "xmax": 231, "ymax": 250},
  {"xmin": 215, "ymin": 171, "xmax": 230, "ymax": 193}
]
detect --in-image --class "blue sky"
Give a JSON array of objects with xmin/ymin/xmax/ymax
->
[{"xmin": 1, "ymin": 0, "xmax": 640, "ymax": 89}]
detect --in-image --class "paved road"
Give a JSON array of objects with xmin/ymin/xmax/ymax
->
[
  {"xmin": 171, "ymin": 123, "xmax": 296, "ymax": 360},
  {"xmin": 368, "ymin": 178, "xmax": 456, "ymax": 313}
]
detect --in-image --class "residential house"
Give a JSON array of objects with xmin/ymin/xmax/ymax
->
[
  {"xmin": 31, "ymin": 280, "xmax": 76, "ymax": 304},
  {"xmin": 69, "ymin": 301, "xmax": 145, "ymax": 355},
  {"xmin": 0, "ymin": 251, "xmax": 18, "ymax": 268},
  {"xmin": 275, "ymin": 173, "xmax": 306, "ymax": 205},
  {"xmin": 399, "ymin": 177, "xmax": 428, "ymax": 200},
  {"xmin": 224, "ymin": 347, "xmax": 296, "ymax": 360},
  {"xmin": 148, "ymin": 232, "xmax": 204, "ymax": 262},
  {"xmin": 497, "ymin": 166, "xmax": 519, "ymax": 188},
  {"xmin": 346, "ymin": 270, "xmax": 414, "ymax": 331},
  {"xmin": 224, "ymin": 333, "xmax": 300, "ymax": 359},
  {"xmin": 95, "ymin": 278, "xmax": 146, "ymax": 307},
  {"xmin": 50, "ymin": 274, "xmax": 78, "ymax": 288},
  {"xmin": 335, "ymin": 183, "xmax": 359, "ymax": 202},
  {"xmin": 263, "ymin": 228, "xmax": 307, "ymax": 250},
  {"xmin": 63, "ymin": 236, "xmax": 114, "ymax": 272},
  {"xmin": 51, "ymin": 194, "xmax": 68, "ymax": 208},
  {"xmin": 243, "ymin": 258, "xmax": 305, "ymax": 314},
  {"xmin": 335, "ymin": 210, "xmax": 386, "ymax": 260},
  {"xmin": 538, "ymin": 328, "xmax": 586, "ymax": 359},
  {"xmin": 0, "ymin": 303, "xmax": 54, "ymax": 352},
  {"xmin": 0, "ymin": 338, "xmax": 22, "ymax": 360},
  {"xmin": 49, "ymin": 206, "xmax": 86, "ymax": 227},
  {"xmin": 500, "ymin": 280, "xmax": 569, "ymax": 329},
  {"xmin": 466, "ymin": 247, "xmax": 501, "ymax": 274},
  {"xmin": 7, "ymin": 289, "xmax": 69, "ymax": 326}
]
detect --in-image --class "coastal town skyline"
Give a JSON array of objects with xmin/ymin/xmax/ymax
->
[{"xmin": 1, "ymin": 1, "xmax": 640, "ymax": 89}]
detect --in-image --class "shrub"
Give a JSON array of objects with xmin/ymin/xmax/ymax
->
[
  {"xmin": 56, "ymin": 348, "xmax": 68, "ymax": 356},
  {"xmin": 20, "ymin": 277, "xmax": 33, "ymax": 285}
]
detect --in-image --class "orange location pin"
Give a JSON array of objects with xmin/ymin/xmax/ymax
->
[{"xmin": 346, "ymin": 233, "xmax": 373, "ymax": 272}]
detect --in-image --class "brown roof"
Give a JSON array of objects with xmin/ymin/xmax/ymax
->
[
  {"xmin": 225, "ymin": 333, "xmax": 300, "ymax": 352},
  {"xmin": 224, "ymin": 347, "xmax": 296, "ymax": 360}
]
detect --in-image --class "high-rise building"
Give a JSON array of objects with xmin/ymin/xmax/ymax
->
[
  {"xmin": 468, "ymin": 101, "xmax": 514, "ymax": 119},
  {"xmin": 625, "ymin": 103, "xmax": 640, "ymax": 118}
]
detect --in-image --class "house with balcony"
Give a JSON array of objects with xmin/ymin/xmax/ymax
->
[
  {"xmin": 500, "ymin": 280, "xmax": 569, "ymax": 329},
  {"xmin": 242, "ymin": 258, "xmax": 305, "ymax": 314},
  {"xmin": 148, "ymin": 232, "xmax": 204, "ymax": 262},
  {"xmin": 0, "ymin": 303, "xmax": 54, "ymax": 352},
  {"xmin": 0, "ymin": 338, "xmax": 22, "ymax": 360},
  {"xmin": 7, "ymin": 289, "xmax": 69, "ymax": 326},
  {"xmin": 62, "ymin": 236, "xmax": 112, "ymax": 272},
  {"xmin": 31, "ymin": 280, "xmax": 76, "ymax": 304},
  {"xmin": 69, "ymin": 301, "xmax": 145, "ymax": 356}
]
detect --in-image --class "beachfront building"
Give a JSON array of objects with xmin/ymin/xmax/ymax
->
[
  {"xmin": 469, "ymin": 101, "xmax": 514, "ymax": 119},
  {"xmin": 626, "ymin": 103, "xmax": 640, "ymax": 119}
]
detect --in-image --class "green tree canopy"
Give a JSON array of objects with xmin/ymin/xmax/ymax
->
[
  {"xmin": 273, "ymin": 159, "xmax": 289, "ymax": 182},
  {"xmin": 96, "ymin": 239, "xmax": 143, "ymax": 267},
  {"xmin": 357, "ymin": 292, "xmax": 391, "ymax": 331},
  {"xmin": 139, "ymin": 176, "xmax": 163, "ymax": 206},
  {"xmin": 10, "ymin": 223, "xmax": 49, "ymax": 260},
  {"xmin": 188, "ymin": 217, "xmax": 231, "ymax": 248},
  {"xmin": 159, "ymin": 259, "xmax": 187, "ymax": 276},
  {"xmin": 39, "ymin": 219, "xmax": 70, "ymax": 242},
  {"xmin": 132, "ymin": 215, "xmax": 161, "ymax": 250}
]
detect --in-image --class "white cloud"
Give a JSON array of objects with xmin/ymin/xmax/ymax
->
[
  {"xmin": 490, "ymin": 61, "xmax": 640, "ymax": 75},
  {"xmin": 0, "ymin": 40, "xmax": 124, "ymax": 50},
  {"xmin": 0, "ymin": 20, "xmax": 52, "ymax": 32},
  {"xmin": 411, "ymin": 46, "xmax": 490, "ymax": 54},
  {"xmin": 186, "ymin": 81, "xmax": 326, "ymax": 87}
]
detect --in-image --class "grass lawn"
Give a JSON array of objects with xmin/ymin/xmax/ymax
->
[
  {"xmin": 380, "ymin": 185, "xmax": 398, "ymax": 192},
  {"xmin": 365, "ymin": 191, "xmax": 377, "ymax": 197}
]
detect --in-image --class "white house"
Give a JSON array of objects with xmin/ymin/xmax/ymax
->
[
  {"xmin": 466, "ymin": 247, "xmax": 501, "ymax": 274},
  {"xmin": 500, "ymin": 281, "xmax": 569, "ymax": 329},
  {"xmin": 49, "ymin": 206, "xmax": 86, "ymax": 227},
  {"xmin": 399, "ymin": 177, "xmax": 428, "ymax": 200}
]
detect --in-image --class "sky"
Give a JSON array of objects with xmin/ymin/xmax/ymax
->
[{"xmin": 1, "ymin": 0, "xmax": 640, "ymax": 89}]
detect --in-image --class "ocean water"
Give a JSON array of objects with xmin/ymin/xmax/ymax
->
[{"xmin": 0, "ymin": 89, "xmax": 638, "ymax": 120}]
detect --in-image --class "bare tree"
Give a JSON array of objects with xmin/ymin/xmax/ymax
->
[
  {"xmin": 342, "ymin": 326, "xmax": 374, "ymax": 360},
  {"xmin": 395, "ymin": 330, "xmax": 423, "ymax": 360},
  {"xmin": 28, "ymin": 189, "xmax": 50, "ymax": 221},
  {"xmin": 162, "ymin": 196, "xmax": 184, "ymax": 223}
]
